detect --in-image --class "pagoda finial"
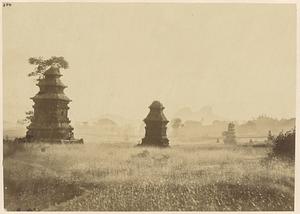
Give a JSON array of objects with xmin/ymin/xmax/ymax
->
[{"xmin": 149, "ymin": 100, "xmax": 164, "ymax": 109}]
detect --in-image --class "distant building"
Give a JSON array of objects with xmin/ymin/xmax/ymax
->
[
  {"xmin": 140, "ymin": 101, "xmax": 169, "ymax": 147},
  {"xmin": 26, "ymin": 66, "xmax": 81, "ymax": 143},
  {"xmin": 222, "ymin": 122, "xmax": 237, "ymax": 145},
  {"xmin": 267, "ymin": 130, "xmax": 274, "ymax": 141}
]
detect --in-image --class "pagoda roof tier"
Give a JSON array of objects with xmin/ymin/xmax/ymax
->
[
  {"xmin": 31, "ymin": 93, "xmax": 71, "ymax": 102},
  {"xmin": 44, "ymin": 66, "xmax": 62, "ymax": 76},
  {"xmin": 37, "ymin": 78, "xmax": 67, "ymax": 88},
  {"xmin": 144, "ymin": 112, "xmax": 169, "ymax": 122},
  {"xmin": 28, "ymin": 123, "xmax": 73, "ymax": 129},
  {"xmin": 144, "ymin": 101, "xmax": 169, "ymax": 122},
  {"xmin": 149, "ymin": 100, "xmax": 165, "ymax": 109},
  {"xmin": 32, "ymin": 118, "xmax": 71, "ymax": 123},
  {"xmin": 27, "ymin": 127, "xmax": 74, "ymax": 131}
]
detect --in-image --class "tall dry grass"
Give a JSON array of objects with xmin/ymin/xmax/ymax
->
[{"xmin": 3, "ymin": 142, "xmax": 294, "ymax": 211}]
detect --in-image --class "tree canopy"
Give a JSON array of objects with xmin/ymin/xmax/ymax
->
[
  {"xmin": 270, "ymin": 129, "xmax": 295, "ymax": 160},
  {"xmin": 28, "ymin": 56, "xmax": 69, "ymax": 79},
  {"xmin": 171, "ymin": 118, "xmax": 183, "ymax": 129}
]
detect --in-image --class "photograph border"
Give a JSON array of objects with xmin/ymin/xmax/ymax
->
[{"xmin": 0, "ymin": 0, "xmax": 299, "ymax": 213}]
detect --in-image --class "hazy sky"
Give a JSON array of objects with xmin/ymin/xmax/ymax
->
[{"xmin": 3, "ymin": 3, "xmax": 296, "ymax": 123}]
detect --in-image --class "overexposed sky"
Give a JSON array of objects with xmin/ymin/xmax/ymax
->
[{"xmin": 3, "ymin": 3, "xmax": 296, "ymax": 123}]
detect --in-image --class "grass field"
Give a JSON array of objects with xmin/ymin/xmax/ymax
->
[{"xmin": 3, "ymin": 141, "xmax": 294, "ymax": 211}]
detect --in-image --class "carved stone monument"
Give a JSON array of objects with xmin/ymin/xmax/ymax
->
[
  {"xmin": 26, "ymin": 65, "xmax": 82, "ymax": 143},
  {"xmin": 222, "ymin": 122, "xmax": 237, "ymax": 145},
  {"xmin": 140, "ymin": 101, "xmax": 169, "ymax": 147}
]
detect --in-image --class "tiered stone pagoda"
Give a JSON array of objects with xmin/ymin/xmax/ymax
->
[
  {"xmin": 140, "ymin": 101, "xmax": 169, "ymax": 147},
  {"xmin": 26, "ymin": 65, "xmax": 81, "ymax": 143}
]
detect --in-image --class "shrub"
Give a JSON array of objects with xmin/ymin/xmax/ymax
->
[{"xmin": 270, "ymin": 129, "xmax": 295, "ymax": 160}]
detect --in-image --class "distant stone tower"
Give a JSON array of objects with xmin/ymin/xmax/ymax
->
[
  {"xmin": 26, "ymin": 65, "xmax": 75, "ymax": 142},
  {"xmin": 267, "ymin": 130, "xmax": 274, "ymax": 141},
  {"xmin": 222, "ymin": 122, "xmax": 237, "ymax": 145},
  {"xmin": 140, "ymin": 101, "xmax": 169, "ymax": 147}
]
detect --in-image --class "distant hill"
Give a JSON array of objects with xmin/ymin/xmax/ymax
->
[
  {"xmin": 173, "ymin": 106, "xmax": 225, "ymax": 124},
  {"xmin": 237, "ymin": 116, "xmax": 295, "ymax": 137},
  {"xmin": 95, "ymin": 118, "xmax": 118, "ymax": 127},
  {"xmin": 170, "ymin": 115, "xmax": 295, "ymax": 142}
]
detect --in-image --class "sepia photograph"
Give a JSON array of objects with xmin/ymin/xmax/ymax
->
[{"xmin": 2, "ymin": 2, "xmax": 297, "ymax": 212}]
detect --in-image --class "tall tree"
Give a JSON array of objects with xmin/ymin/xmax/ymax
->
[{"xmin": 28, "ymin": 56, "xmax": 69, "ymax": 79}]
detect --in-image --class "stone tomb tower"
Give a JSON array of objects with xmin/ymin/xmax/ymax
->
[
  {"xmin": 141, "ymin": 101, "xmax": 169, "ymax": 147},
  {"xmin": 26, "ymin": 66, "xmax": 76, "ymax": 142},
  {"xmin": 222, "ymin": 122, "xmax": 237, "ymax": 145}
]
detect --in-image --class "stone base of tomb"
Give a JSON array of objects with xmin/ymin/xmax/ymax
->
[
  {"xmin": 21, "ymin": 137, "xmax": 84, "ymax": 144},
  {"xmin": 60, "ymin": 138, "xmax": 84, "ymax": 144},
  {"xmin": 138, "ymin": 137, "xmax": 169, "ymax": 147}
]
